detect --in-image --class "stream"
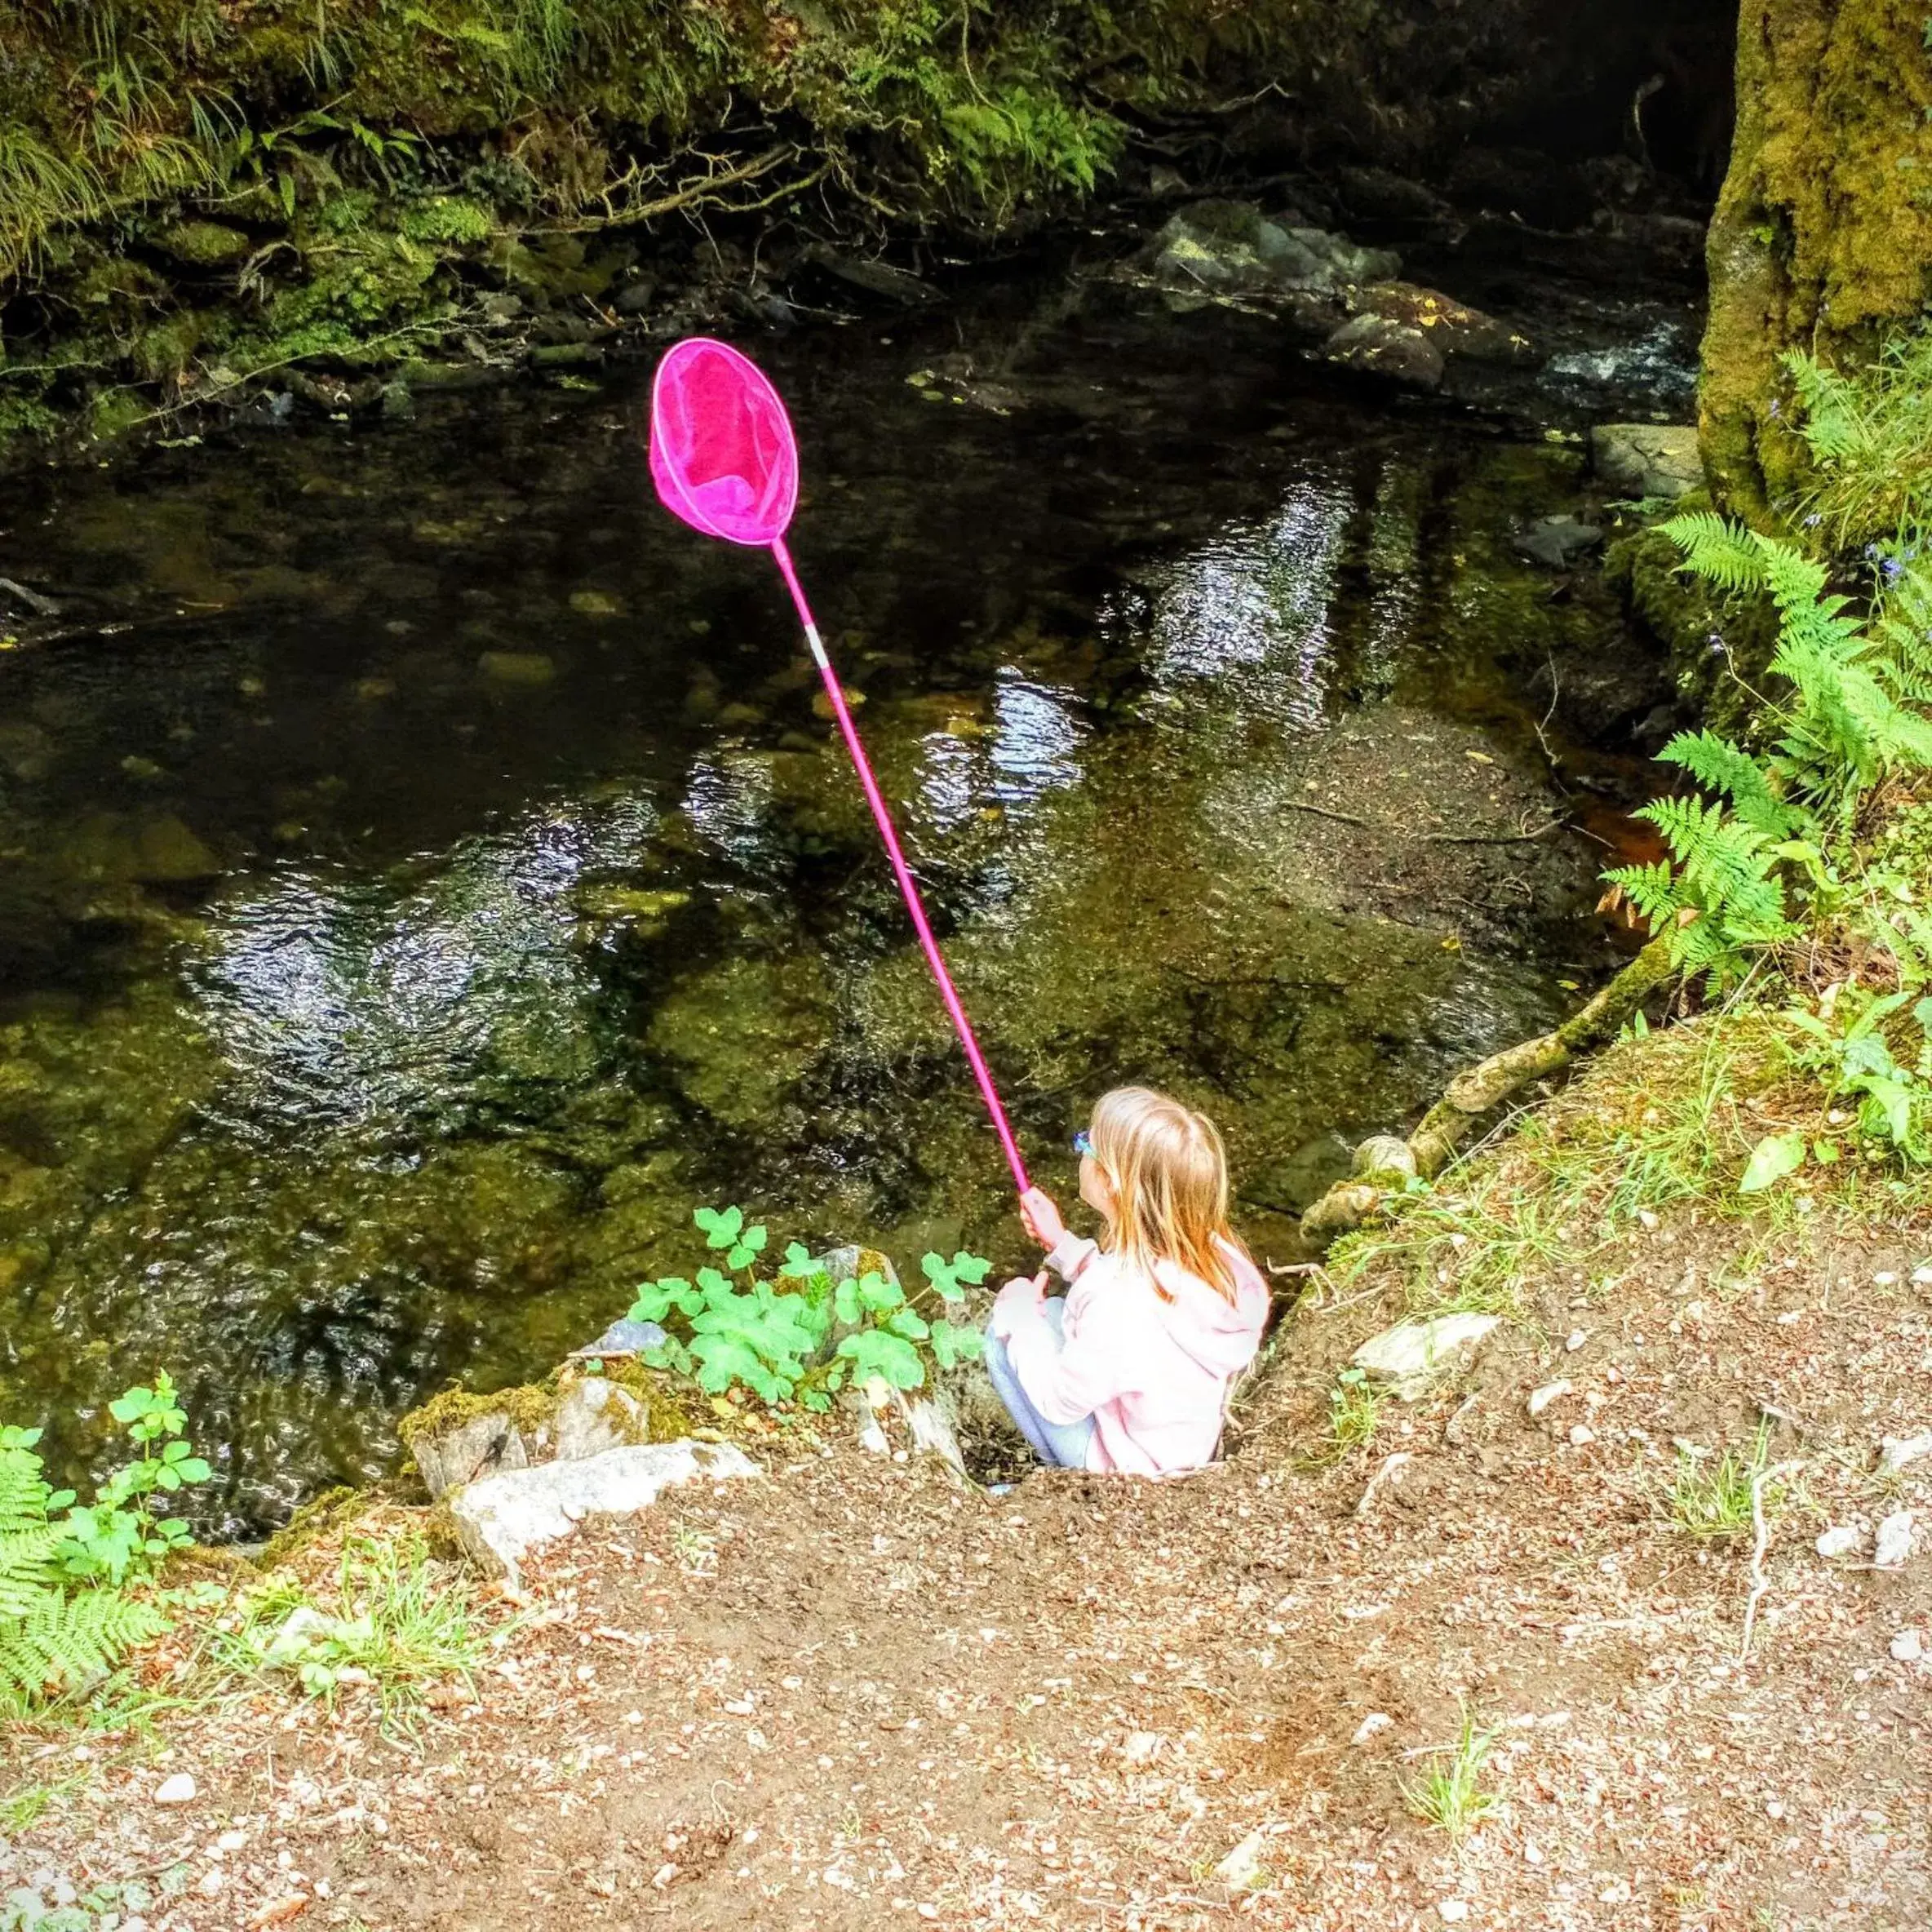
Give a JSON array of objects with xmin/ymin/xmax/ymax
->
[{"xmin": 0, "ymin": 264, "xmax": 1665, "ymax": 1530}]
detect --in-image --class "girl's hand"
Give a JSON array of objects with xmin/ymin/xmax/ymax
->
[
  {"xmin": 990, "ymin": 1270, "xmax": 1050, "ymax": 1338},
  {"xmin": 1019, "ymin": 1187, "xmax": 1067, "ymax": 1251}
]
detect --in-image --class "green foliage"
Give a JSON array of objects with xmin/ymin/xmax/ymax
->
[
  {"xmin": 1605, "ymin": 512, "xmax": 1932, "ymax": 984},
  {"xmin": 1784, "ymin": 336, "xmax": 1932, "ymax": 551},
  {"xmin": 55, "ymin": 1373, "xmax": 212, "ymax": 1587},
  {"xmin": 0, "ymin": 1420, "xmax": 168, "ymax": 1718},
  {"xmin": 1301, "ymin": 1365, "xmax": 1380, "ymax": 1467},
  {"xmin": 219, "ymin": 1530, "xmax": 495, "ymax": 1739},
  {"xmin": 1663, "ymin": 1425, "xmax": 1782, "ymax": 1540},
  {"xmin": 1399, "ymin": 1703, "xmax": 1499, "ymax": 1842},
  {"xmin": 627, "ymin": 1209, "xmax": 987, "ymax": 1410}
]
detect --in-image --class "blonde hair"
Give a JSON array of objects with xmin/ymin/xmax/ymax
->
[{"xmin": 1087, "ymin": 1086, "xmax": 1249, "ymax": 1303}]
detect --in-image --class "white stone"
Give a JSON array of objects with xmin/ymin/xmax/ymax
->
[
  {"xmin": 553, "ymin": 1376, "xmax": 648, "ymax": 1462},
  {"xmin": 1350, "ymin": 1314, "xmax": 1502, "ymax": 1401},
  {"xmin": 1569, "ymin": 1425, "xmax": 1597, "ymax": 1447},
  {"xmin": 1213, "ymin": 1830, "xmax": 1266, "ymax": 1893},
  {"xmin": 153, "ymin": 1774, "xmax": 197, "ymax": 1807},
  {"xmin": 1566, "ymin": 1328, "xmax": 1587, "ymax": 1352},
  {"xmin": 1880, "ymin": 1433, "xmax": 1932, "ymax": 1476},
  {"xmin": 1874, "ymin": 1511, "xmax": 1916, "ymax": 1571},
  {"xmin": 1815, "ymin": 1525, "xmax": 1863, "ymax": 1559},
  {"xmin": 1889, "ymin": 1628, "xmax": 1924, "ymax": 1663},
  {"xmin": 1122, "ymin": 1730, "xmax": 1165, "ymax": 1764},
  {"xmin": 1527, "ymin": 1379, "xmax": 1573, "ymax": 1417},
  {"xmin": 1351, "ymin": 1712, "xmax": 1394, "ymax": 1745},
  {"xmin": 449, "ymin": 1439, "xmax": 758, "ymax": 1588},
  {"xmin": 1438, "ymin": 1902, "xmax": 1470, "ymax": 1924}
]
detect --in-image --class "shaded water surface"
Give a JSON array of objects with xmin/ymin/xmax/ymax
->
[{"xmin": 0, "ymin": 277, "xmax": 1637, "ymax": 1525}]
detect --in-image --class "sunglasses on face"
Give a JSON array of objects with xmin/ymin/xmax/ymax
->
[{"xmin": 1072, "ymin": 1128, "xmax": 1095, "ymax": 1159}]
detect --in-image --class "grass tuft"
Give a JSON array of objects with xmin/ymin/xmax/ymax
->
[
  {"xmin": 1400, "ymin": 1702, "xmax": 1499, "ymax": 1842},
  {"xmin": 1664, "ymin": 1425, "xmax": 1784, "ymax": 1541}
]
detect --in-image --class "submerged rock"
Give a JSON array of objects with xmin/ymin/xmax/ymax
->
[
  {"xmin": 448, "ymin": 1439, "xmax": 758, "ymax": 1588},
  {"xmin": 1590, "ymin": 423, "xmax": 1703, "ymax": 501},
  {"xmin": 1513, "ymin": 516, "xmax": 1605, "ymax": 569},
  {"xmin": 477, "ymin": 650, "xmax": 557, "ymax": 687},
  {"xmin": 1352, "ymin": 1313, "xmax": 1502, "ymax": 1400}
]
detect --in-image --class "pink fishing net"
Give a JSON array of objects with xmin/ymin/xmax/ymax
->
[{"xmin": 649, "ymin": 336, "xmax": 798, "ymax": 547}]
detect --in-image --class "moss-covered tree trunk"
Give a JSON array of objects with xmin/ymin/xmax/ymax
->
[{"xmin": 1700, "ymin": 0, "xmax": 1932, "ymax": 521}]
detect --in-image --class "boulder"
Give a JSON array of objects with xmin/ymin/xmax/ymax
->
[
  {"xmin": 1591, "ymin": 424, "xmax": 1704, "ymax": 501},
  {"xmin": 1146, "ymin": 202, "xmax": 1397, "ymax": 298},
  {"xmin": 448, "ymin": 1439, "xmax": 758, "ymax": 1588},
  {"xmin": 1323, "ymin": 314, "xmax": 1445, "ymax": 392},
  {"xmin": 407, "ymin": 1405, "xmax": 529, "ymax": 1501},
  {"xmin": 1350, "ymin": 282, "xmax": 1535, "ymax": 365},
  {"xmin": 552, "ymin": 1376, "xmax": 649, "ymax": 1461},
  {"xmin": 1351, "ymin": 1313, "xmax": 1502, "ymax": 1400}
]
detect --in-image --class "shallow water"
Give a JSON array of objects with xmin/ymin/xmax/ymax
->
[{"xmin": 0, "ymin": 275, "xmax": 1641, "ymax": 1527}]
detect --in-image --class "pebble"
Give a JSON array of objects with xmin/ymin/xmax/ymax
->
[
  {"xmin": 1214, "ymin": 1829, "xmax": 1265, "ymax": 1893},
  {"xmin": 1874, "ymin": 1510, "xmax": 1916, "ymax": 1571},
  {"xmin": 1890, "ymin": 1628, "xmax": 1924, "ymax": 1663},
  {"xmin": 1565, "ymin": 1328, "xmax": 1586, "ymax": 1352},
  {"xmin": 1569, "ymin": 1425, "xmax": 1597, "ymax": 1447},
  {"xmin": 1815, "ymin": 1525, "xmax": 1862, "ymax": 1559},
  {"xmin": 1880, "ymin": 1433, "xmax": 1932, "ymax": 1476},
  {"xmin": 1351, "ymin": 1713, "xmax": 1394, "ymax": 1745},
  {"xmin": 216, "ymin": 1829, "xmax": 246, "ymax": 1853},
  {"xmin": 1438, "ymin": 1902, "xmax": 1470, "ymax": 1923},
  {"xmin": 1528, "ymin": 1379, "xmax": 1572, "ymax": 1416},
  {"xmin": 1123, "ymin": 1730, "xmax": 1165, "ymax": 1764},
  {"xmin": 1913, "ymin": 1265, "xmax": 1932, "ymax": 1286},
  {"xmin": 153, "ymin": 1774, "xmax": 197, "ymax": 1807}
]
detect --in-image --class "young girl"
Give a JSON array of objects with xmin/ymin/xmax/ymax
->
[{"xmin": 984, "ymin": 1086, "xmax": 1268, "ymax": 1476}]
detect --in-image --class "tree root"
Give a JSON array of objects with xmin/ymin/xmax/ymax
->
[{"xmin": 1300, "ymin": 932, "xmax": 1677, "ymax": 1248}]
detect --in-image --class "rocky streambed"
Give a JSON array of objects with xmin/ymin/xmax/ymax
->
[{"xmin": 0, "ymin": 210, "xmax": 1701, "ymax": 1531}]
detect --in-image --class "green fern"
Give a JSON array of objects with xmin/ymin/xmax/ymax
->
[{"xmin": 0, "ymin": 1427, "xmax": 165, "ymax": 1713}]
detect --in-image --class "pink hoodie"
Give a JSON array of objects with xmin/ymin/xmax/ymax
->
[{"xmin": 990, "ymin": 1233, "xmax": 1269, "ymax": 1476}]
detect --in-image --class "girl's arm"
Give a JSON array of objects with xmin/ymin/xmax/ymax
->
[{"xmin": 995, "ymin": 1268, "xmax": 1141, "ymax": 1427}]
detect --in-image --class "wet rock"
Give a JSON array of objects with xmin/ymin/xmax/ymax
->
[
  {"xmin": 407, "ymin": 1407, "xmax": 529, "ymax": 1500},
  {"xmin": 1146, "ymin": 202, "xmax": 1396, "ymax": 297},
  {"xmin": 448, "ymin": 1439, "xmax": 758, "ymax": 1588},
  {"xmin": 64, "ymin": 812, "xmax": 222, "ymax": 887},
  {"xmin": 1591, "ymin": 423, "xmax": 1704, "ymax": 501},
  {"xmin": 1323, "ymin": 313, "xmax": 1444, "ymax": 392},
  {"xmin": 1247, "ymin": 1132, "xmax": 1354, "ymax": 1213},
  {"xmin": 154, "ymin": 221, "xmax": 252, "ymax": 269},
  {"xmin": 574, "ymin": 884, "xmax": 690, "ymax": 926},
  {"xmin": 477, "ymin": 650, "xmax": 557, "ymax": 687},
  {"xmin": 530, "ymin": 342, "xmax": 605, "ymax": 370},
  {"xmin": 648, "ymin": 952, "xmax": 831, "ymax": 1130},
  {"xmin": 1351, "ymin": 282, "xmax": 1535, "ymax": 365},
  {"xmin": 613, "ymin": 277, "xmax": 657, "ymax": 317},
  {"xmin": 379, "ymin": 380, "xmax": 415, "ymax": 423},
  {"xmin": 1335, "ymin": 167, "xmax": 1451, "ymax": 223},
  {"xmin": 802, "ymin": 248, "xmax": 937, "ymax": 304},
  {"xmin": 1513, "ymin": 516, "xmax": 1605, "ymax": 569},
  {"xmin": 1352, "ymin": 1313, "xmax": 1503, "ymax": 1400},
  {"xmin": 583, "ymin": 1316, "xmax": 668, "ymax": 1357}
]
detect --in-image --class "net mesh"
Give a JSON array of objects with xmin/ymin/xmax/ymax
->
[{"xmin": 649, "ymin": 337, "xmax": 798, "ymax": 547}]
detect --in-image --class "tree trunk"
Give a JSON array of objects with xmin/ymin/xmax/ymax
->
[{"xmin": 1700, "ymin": 0, "xmax": 1932, "ymax": 522}]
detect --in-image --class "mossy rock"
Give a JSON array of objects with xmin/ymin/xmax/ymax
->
[
  {"xmin": 256, "ymin": 1484, "xmax": 368, "ymax": 1571},
  {"xmin": 154, "ymin": 221, "xmax": 254, "ymax": 269}
]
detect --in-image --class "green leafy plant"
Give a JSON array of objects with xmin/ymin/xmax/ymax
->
[
  {"xmin": 0, "ymin": 1425, "xmax": 167, "ymax": 1717},
  {"xmin": 1302, "ymin": 1366, "xmax": 1380, "ymax": 1467},
  {"xmin": 1784, "ymin": 336, "xmax": 1932, "ymax": 550},
  {"xmin": 627, "ymin": 1209, "xmax": 988, "ymax": 1411},
  {"xmin": 1399, "ymin": 1702, "xmax": 1499, "ymax": 1842},
  {"xmin": 56, "ymin": 1374, "xmax": 212, "ymax": 1587}
]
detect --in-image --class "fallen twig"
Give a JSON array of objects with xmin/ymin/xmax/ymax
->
[{"xmin": 1739, "ymin": 1460, "xmax": 1802, "ymax": 1662}]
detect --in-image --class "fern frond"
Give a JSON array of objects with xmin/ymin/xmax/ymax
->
[
  {"xmin": 1662, "ymin": 512, "xmax": 1770, "ymax": 596},
  {"xmin": 1656, "ymin": 730, "xmax": 1800, "ymax": 837}
]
